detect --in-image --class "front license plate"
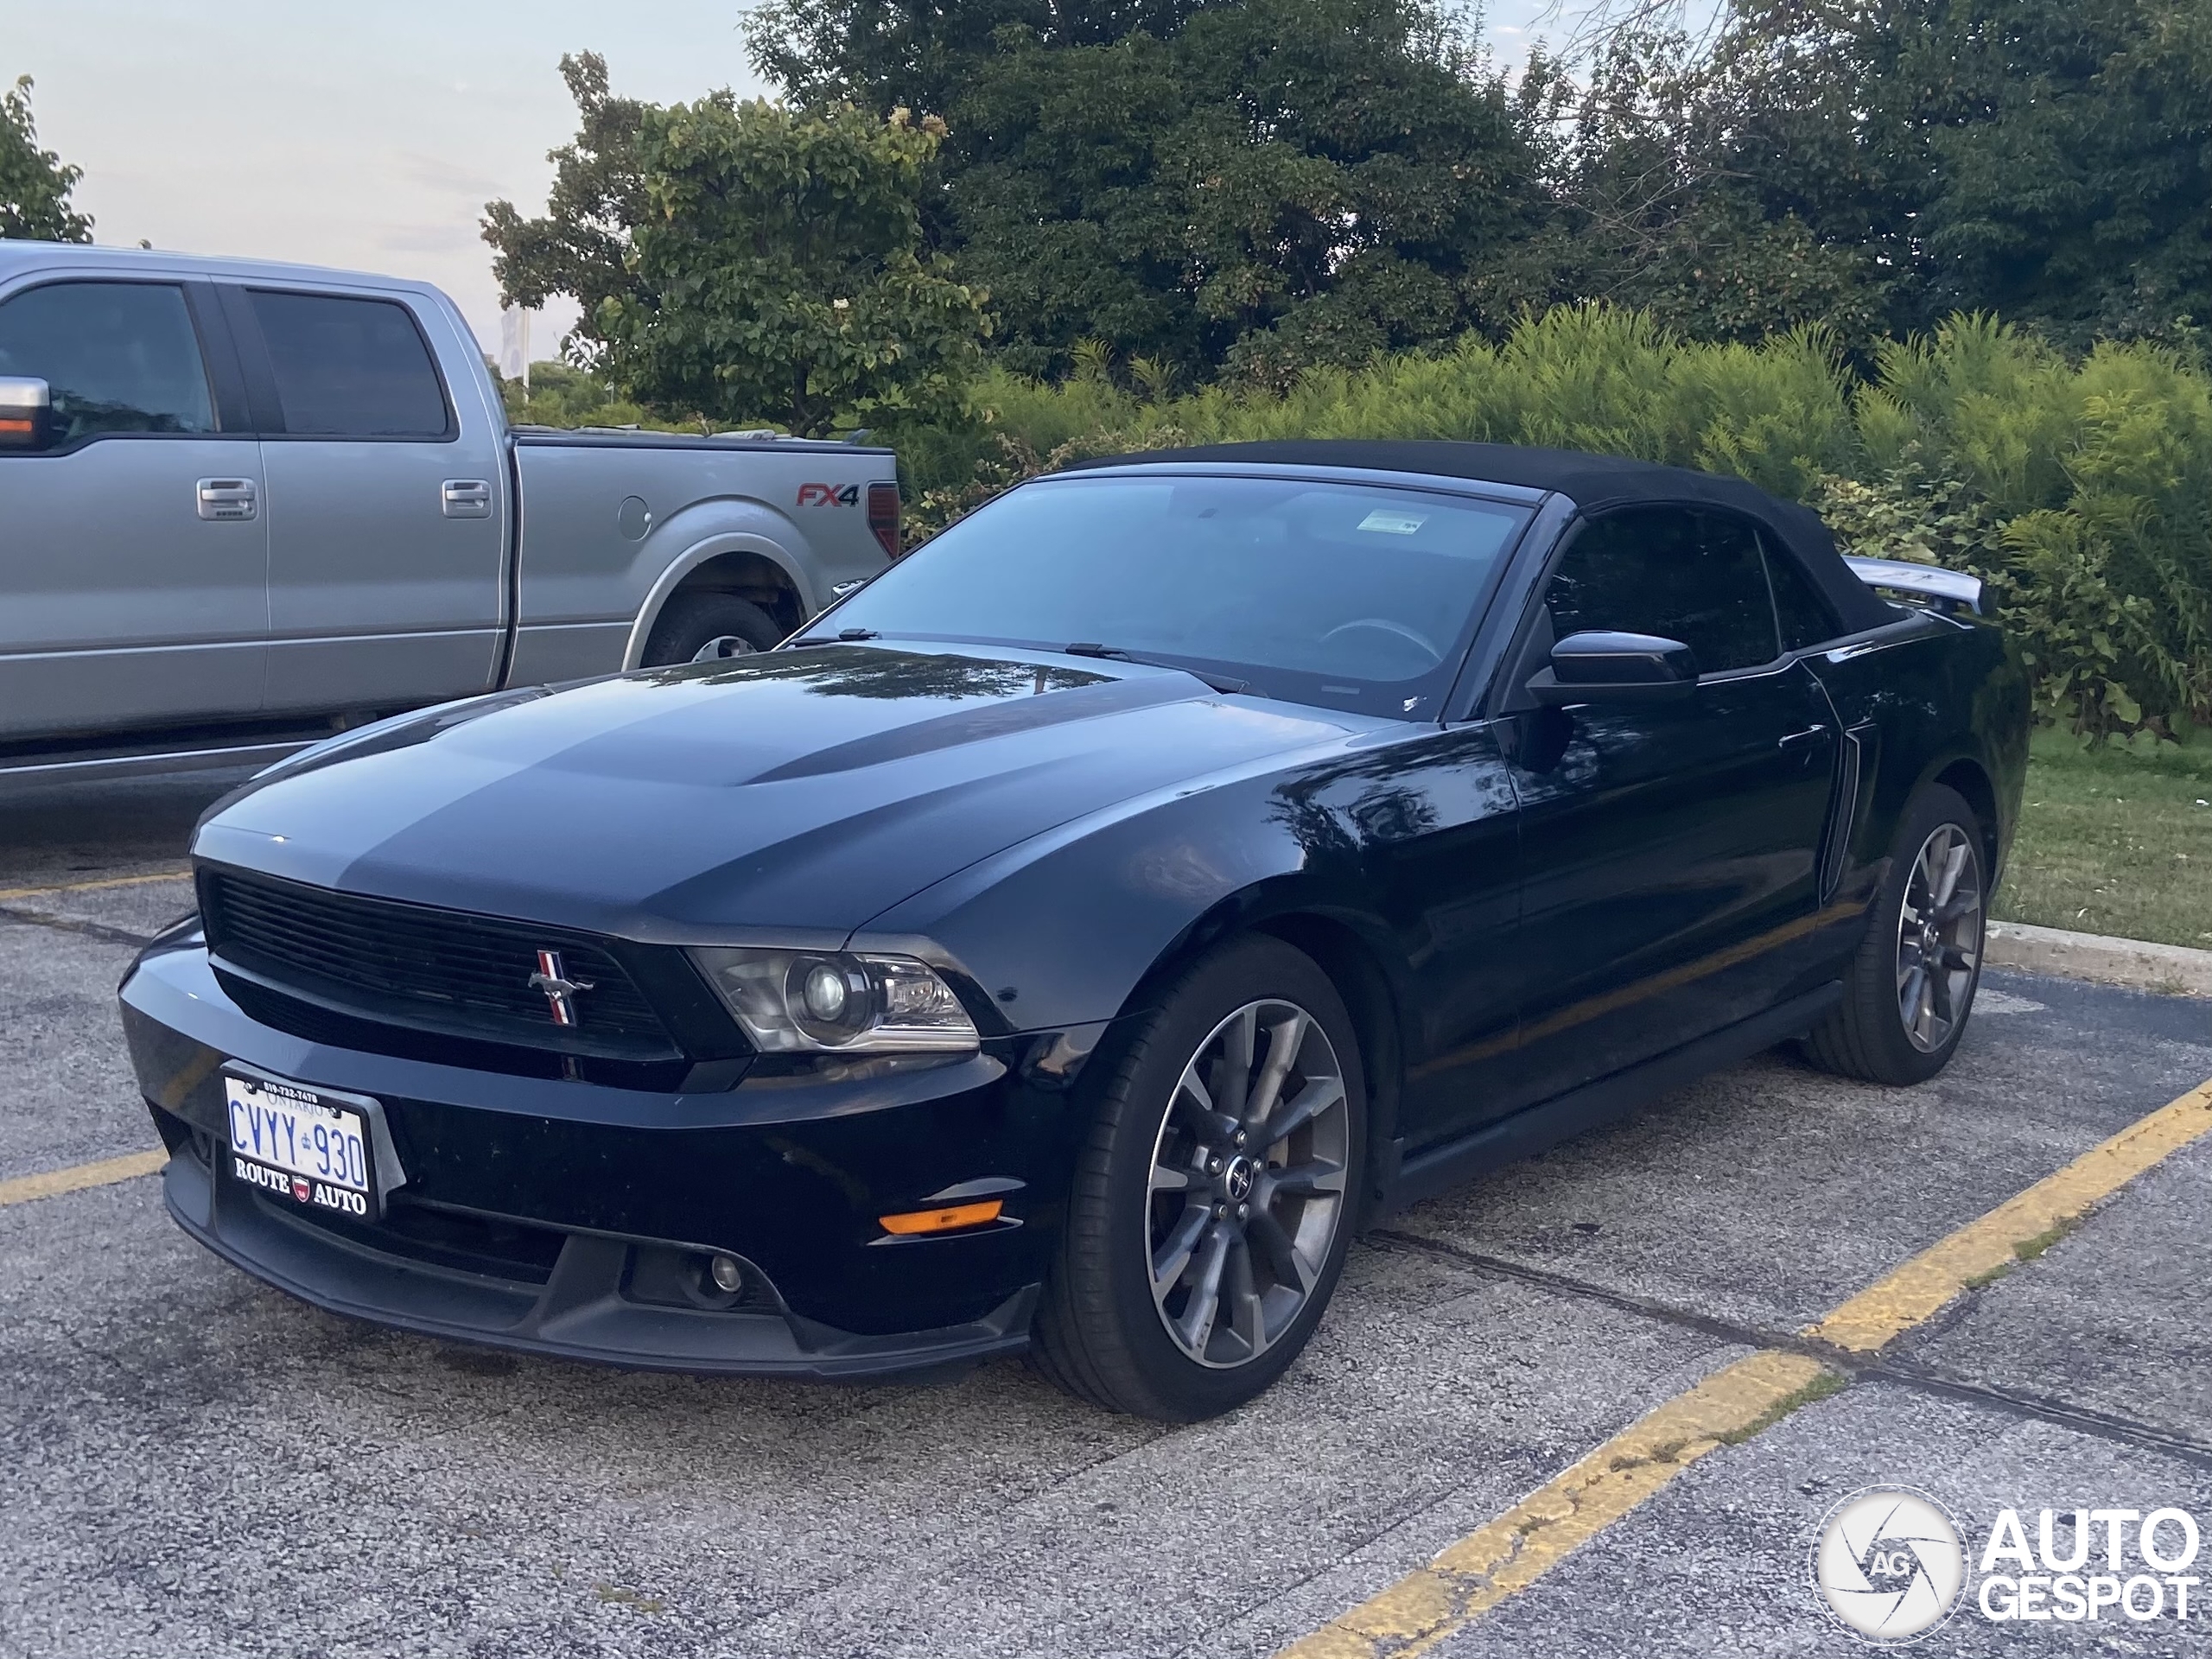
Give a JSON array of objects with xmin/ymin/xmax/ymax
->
[{"xmin": 224, "ymin": 1070, "xmax": 376, "ymax": 1219}]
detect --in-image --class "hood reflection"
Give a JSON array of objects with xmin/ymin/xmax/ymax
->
[{"xmin": 636, "ymin": 645, "xmax": 1113, "ymax": 704}]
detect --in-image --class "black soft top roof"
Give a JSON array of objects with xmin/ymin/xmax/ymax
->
[{"xmin": 1065, "ymin": 438, "xmax": 1895, "ymax": 635}]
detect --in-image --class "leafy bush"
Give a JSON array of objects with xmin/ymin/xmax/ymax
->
[
  {"xmin": 893, "ymin": 307, "xmax": 2212, "ymax": 740},
  {"xmin": 493, "ymin": 359, "xmax": 676, "ymax": 431}
]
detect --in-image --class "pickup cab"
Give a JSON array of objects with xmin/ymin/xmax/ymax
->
[{"xmin": 0, "ymin": 243, "xmax": 900, "ymax": 780}]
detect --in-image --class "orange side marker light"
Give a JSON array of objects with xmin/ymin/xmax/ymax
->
[{"xmin": 878, "ymin": 1198, "xmax": 1003, "ymax": 1236}]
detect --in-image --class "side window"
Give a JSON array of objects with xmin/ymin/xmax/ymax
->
[
  {"xmin": 0, "ymin": 281, "xmax": 215, "ymax": 441},
  {"xmin": 247, "ymin": 289, "xmax": 449, "ymax": 437},
  {"xmin": 1759, "ymin": 531, "xmax": 1841, "ymax": 651},
  {"xmin": 1544, "ymin": 507, "xmax": 1780, "ymax": 674}
]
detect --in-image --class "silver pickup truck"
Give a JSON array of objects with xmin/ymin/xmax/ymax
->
[{"xmin": 0, "ymin": 243, "xmax": 900, "ymax": 781}]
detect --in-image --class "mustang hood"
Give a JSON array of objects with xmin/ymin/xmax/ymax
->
[{"xmin": 194, "ymin": 645, "xmax": 1370, "ymax": 939}]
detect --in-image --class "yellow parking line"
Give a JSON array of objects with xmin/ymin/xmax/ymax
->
[
  {"xmin": 1281, "ymin": 1351, "xmax": 1837, "ymax": 1658},
  {"xmin": 1281, "ymin": 1072, "xmax": 2212, "ymax": 1657},
  {"xmin": 0, "ymin": 1148, "xmax": 168, "ymax": 1208},
  {"xmin": 0, "ymin": 868, "xmax": 190, "ymax": 903},
  {"xmin": 1808, "ymin": 1077, "xmax": 2212, "ymax": 1351}
]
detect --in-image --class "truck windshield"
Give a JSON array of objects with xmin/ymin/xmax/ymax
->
[{"xmin": 820, "ymin": 474, "xmax": 1531, "ymax": 716}]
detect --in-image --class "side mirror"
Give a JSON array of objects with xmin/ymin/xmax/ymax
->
[
  {"xmin": 0, "ymin": 377, "xmax": 51, "ymax": 450},
  {"xmin": 1527, "ymin": 630, "xmax": 1698, "ymax": 705}
]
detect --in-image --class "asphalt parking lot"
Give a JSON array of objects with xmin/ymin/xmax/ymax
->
[{"xmin": 4, "ymin": 773, "xmax": 2211, "ymax": 1659}]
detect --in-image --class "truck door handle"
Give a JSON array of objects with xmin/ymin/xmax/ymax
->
[
  {"xmin": 195, "ymin": 478, "xmax": 257, "ymax": 522},
  {"xmin": 442, "ymin": 479, "xmax": 493, "ymax": 518},
  {"xmin": 1779, "ymin": 724, "xmax": 1829, "ymax": 749}
]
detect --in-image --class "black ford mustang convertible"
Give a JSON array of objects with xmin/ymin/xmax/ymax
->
[{"xmin": 120, "ymin": 440, "xmax": 2027, "ymax": 1420}]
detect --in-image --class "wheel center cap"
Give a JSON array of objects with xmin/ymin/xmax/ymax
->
[{"xmin": 1222, "ymin": 1155, "xmax": 1255, "ymax": 1203}]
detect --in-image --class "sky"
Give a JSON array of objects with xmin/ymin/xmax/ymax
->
[{"xmin": 9, "ymin": 0, "xmax": 1567, "ymax": 360}]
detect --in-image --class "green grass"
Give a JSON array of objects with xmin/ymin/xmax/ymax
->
[
  {"xmin": 2010, "ymin": 1216, "xmax": 2082, "ymax": 1262},
  {"xmin": 1714, "ymin": 1368, "xmax": 1848, "ymax": 1445},
  {"xmin": 1995, "ymin": 728, "xmax": 2212, "ymax": 949},
  {"xmin": 1962, "ymin": 1217, "xmax": 2086, "ymax": 1291}
]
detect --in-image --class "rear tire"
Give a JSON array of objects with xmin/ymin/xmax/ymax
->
[
  {"xmin": 640, "ymin": 591, "xmax": 785, "ymax": 667},
  {"xmin": 1033, "ymin": 936, "xmax": 1365, "ymax": 1421},
  {"xmin": 1801, "ymin": 782, "xmax": 1986, "ymax": 1085}
]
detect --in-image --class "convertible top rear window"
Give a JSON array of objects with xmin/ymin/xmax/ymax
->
[{"xmin": 828, "ymin": 474, "xmax": 1530, "ymax": 715}]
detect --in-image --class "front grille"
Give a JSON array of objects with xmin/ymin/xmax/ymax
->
[
  {"xmin": 212, "ymin": 966, "xmax": 697, "ymax": 1090},
  {"xmin": 200, "ymin": 865, "xmax": 677, "ymax": 1059}
]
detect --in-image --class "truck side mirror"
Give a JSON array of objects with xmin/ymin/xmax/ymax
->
[
  {"xmin": 0, "ymin": 378, "xmax": 52, "ymax": 451},
  {"xmin": 1526, "ymin": 630, "xmax": 1699, "ymax": 705}
]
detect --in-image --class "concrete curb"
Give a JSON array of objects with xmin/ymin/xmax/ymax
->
[{"xmin": 1987, "ymin": 918, "xmax": 2212, "ymax": 998}]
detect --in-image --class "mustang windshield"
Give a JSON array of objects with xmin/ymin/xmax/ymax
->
[{"xmin": 821, "ymin": 474, "xmax": 1532, "ymax": 716}]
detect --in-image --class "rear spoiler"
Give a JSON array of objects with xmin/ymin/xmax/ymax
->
[{"xmin": 1845, "ymin": 556, "xmax": 1986, "ymax": 618}]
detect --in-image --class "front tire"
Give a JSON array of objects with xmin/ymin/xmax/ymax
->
[
  {"xmin": 1033, "ymin": 936, "xmax": 1366, "ymax": 1420},
  {"xmin": 1802, "ymin": 782, "xmax": 1986, "ymax": 1085}
]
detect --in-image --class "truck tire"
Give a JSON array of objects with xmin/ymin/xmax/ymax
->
[
  {"xmin": 640, "ymin": 593, "xmax": 785, "ymax": 667},
  {"xmin": 1800, "ymin": 782, "xmax": 1986, "ymax": 1085}
]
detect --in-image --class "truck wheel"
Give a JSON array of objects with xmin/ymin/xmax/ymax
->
[
  {"xmin": 1801, "ymin": 782, "xmax": 1986, "ymax": 1085},
  {"xmin": 640, "ymin": 593, "xmax": 785, "ymax": 666},
  {"xmin": 1033, "ymin": 935, "xmax": 1364, "ymax": 1421}
]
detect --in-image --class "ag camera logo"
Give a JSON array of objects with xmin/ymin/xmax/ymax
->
[{"xmin": 1814, "ymin": 1487, "xmax": 1968, "ymax": 1643}]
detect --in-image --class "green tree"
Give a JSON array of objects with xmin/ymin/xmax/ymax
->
[
  {"xmin": 1885, "ymin": 0, "xmax": 2212, "ymax": 344},
  {"xmin": 1521, "ymin": 0, "xmax": 2209, "ymax": 348},
  {"xmin": 1665, "ymin": 0, "xmax": 2212, "ymax": 347},
  {"xmin": 1, "ymin": 76, "xmax": 92, "ymax": 243},
  {"xmin": 595, "ymin": 98, "xmax": 988, "ymax": 436},
  {"xmin": 742, "ymin": 0, "xmax": 1206, "ymax": 130},
  {"xmin": 932, "ymin": 27, "xmax": 1195, "ymax": 375},
  {"xmin": 482, "ymin": 52, "xmax": 647, "ymax": 359},
  {"xmin": 1532, "ymin": 24, "xmax": 1886, "ymax": 346},
  {"xmin": 1166, "ymin": 0, "xmax": 1557, "ymax": 382},
  {"xmin": 752, "ymin": 0, "xmax": 1558, "ymax": 382}
]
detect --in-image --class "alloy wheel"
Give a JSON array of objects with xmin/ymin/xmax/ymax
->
[
  {"xmin": 690, "ymin": 635, "xmax": 759, "ymax": 663},
  {"xmin": 1145, "ymin": 998, "xmax": 1350, "ymax": 1369},
  {"xmin": 1894, "ymin": 822, "xmax": 1984, "ymax": 1053}
]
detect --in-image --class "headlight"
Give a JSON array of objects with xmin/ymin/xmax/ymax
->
[{"xmin": 690, "ymin": 947, "xmax": 980, "ymax": 1053}]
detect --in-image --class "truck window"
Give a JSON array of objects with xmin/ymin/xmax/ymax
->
[
  {"xmin": 247, "ymin": 289, "xmax": 449, "ymax": 437},
  {"xmin": 0, "ymin": 281, "xmax": 215, "ymax": 442}
]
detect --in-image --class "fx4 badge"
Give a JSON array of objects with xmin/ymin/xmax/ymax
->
[{"xmin": 797, "ymin": 482, "xmax": 860, "ymax": 507}]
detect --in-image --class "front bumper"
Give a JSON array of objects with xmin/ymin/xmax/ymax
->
[{"xmin": 122, "ymin": 930, "xmax": 1108, "ymax": 1378}]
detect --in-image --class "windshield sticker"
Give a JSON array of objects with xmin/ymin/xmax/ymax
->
[{"xmin": 1357, "ymin": 509, "xmax": 1427, "ymax": 536}]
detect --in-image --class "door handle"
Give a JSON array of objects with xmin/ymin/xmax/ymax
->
[
  {"xmin": 1778, "ymin": 723, "xmax": 1829, "ymax": 749},
  {"xmin": 195, "ymin": 478, "xmax": 257, "ymax": 522},
  {"xmin": 441, "ymin": 479, "xmax": 493, "ymax": 518}
]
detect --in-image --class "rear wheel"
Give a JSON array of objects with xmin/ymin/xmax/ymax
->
[
  {"xmin": 640, "ymin": 591, "xmax": 785, "ymax": 667},
  {"xmin": 1802, "ymin": 783, "xmax": 1986, "ymax": 1084},
  {"xmin": 1033, "ymin": 936, "xmax": 1365, "ymax": 1420}
]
